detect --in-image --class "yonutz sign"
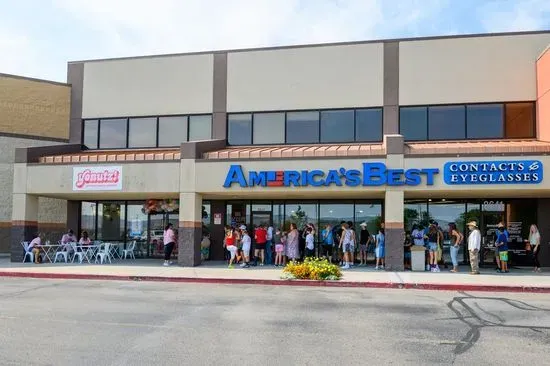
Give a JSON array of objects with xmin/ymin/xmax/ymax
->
[
  {"xmin": 443, "ymin": 160, "xmax": 543, "ymax": 185},
  {"xmin": 223, "ymin": 163, "xmax": 439, "ymax": 188}
]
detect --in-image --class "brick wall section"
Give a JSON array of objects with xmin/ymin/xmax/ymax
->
[
  {"xmin": 0, "ymin": 74, "xmax": 70, "ymax": 140},
  {"xmin": 0, "ymin": 135, "xmax": 68, "ymax": 253}
]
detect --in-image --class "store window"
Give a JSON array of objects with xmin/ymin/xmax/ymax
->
[
  {"xmin": 83, "ymin": 120, "xmax": 99, "ymax": 149},
  {"xmin": 189, "ymin": 115, "xmax": 212, "ymax": 141},
  {"xmin": 467, "ymin": 104, "xmax": 503, "ymax": 139},
  {"xmin": 356, "ymin": 108, "xmax": 383, "ymax": 142},
  {"xmin": 228, "ymin": 114, "xmax": 252, "ymax": 145},
  {"xmin": 404, "ymin": 200, "xmax": 430, "ymax": 231},
  {"xmin": 253, "ymin": 112, "xmax": 285, "ymax": 144},
  {"xmin": 158, "ymin": 116, "xmax": 187, "ymax": 147},
  {"xmin": 354, "ymin": 203, "xmax": 382, "ymax": 234},
  {"xmin": 505, "ymin": 102, "xmax": 535, "ymax": 138},
  {"xmin": 400, "ymin": 107, "xmax": 428, "ymax": 141},
  {"xmin": 126, "ymin": 203, "xmax": 147, "ymax": 241},
  {"xmin": 284, "ymin": 203, "xmax": 318, "ymax": 231},
  {"xmin": 319, "ymin": 203, "xmax": 354, "ymax": 231},
  {"xmin": 97, "ymin": 202, "xmax": 126, "ymax": 241},
  {"xmin": 320, "ymin": 110, "xmax": 354, "ymax": 143},
  {"xmin": 428, "ymin": 105, "xmax": 465, "ymax": 140},
  {"xmin": 128, "ymin": 117, "xmax": 157, "ymax": 148},
  {"xmin": 80, "ymin": 202, "xmax": 97, "ymax": 239},
  {"xmin": 99, "ymin": 119, "xmax": 127, "ymax": 149},
  {"xmin": 286, "ymin": 111, "xmax": 320, "ymax": 144}
]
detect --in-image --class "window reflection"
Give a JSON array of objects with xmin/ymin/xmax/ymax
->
[
  {"xmin": 97, "ymin": 202, "xmax": 126, "ymax": 241},
  {"xmin": 404, "ymin": 200, "xmax": 430, "ymax": 231},
  {"xmin": 99, "ymin": 119, "xmax": 127, "ymax": 149},
  {"xmin": 189, "ymin": 115, "xmax": 212, "ymax": 141},
  {"xmin": 83, "ymin": 120, "xmax": 98, "ymax": 149},
  {"xmin": 428, "ymin": 105, "xmax": 465, "ymax": 140},
  {"xmin": 80, "ymin": 202, "xmax": 97, "ymax": 239},
  {"xmin": 356, "ymin": 108, "xmax": 382, "ymax": 142},
  {"xmin": 400, "ymin": 107, "xmax": 428, "ymax": 141},
  {"xmin": 505, "ymin": 102, "xmax": 535, "ymax": 138},
  {"xmin": 158, "ymin": 116, "xmax": 187, "ymax": 147},
  {"xmin": 320, "ymin": 110, "xmax": 354, "ymax": 143},
  {"xmin": 284, "ymin": 203, "xmax": 318, "ymax": 231},
  {"xmin": 467, "ymin": 104, "xmax": 503, "ymax": 139},
  {"xmin": 286, "ymin": 111, "xmax": 320, "ymax": 144},
  {"xmin": 354, "ymin": 203, "xmax": 382, "ymax": 234},
  {"xmin": 319, "ymin": 204, "xmax": 354, "ymax": 230},
  {"xmin": 128, "ymin": 117, "xmax": 157, "ymax": 148},
  {"xmin": 254, "ymin": 113, "xmax": 285, "ymax": 144},
  {"xmin": 228, "ymin": 114, "xmax": 252, "ymax": 145}
]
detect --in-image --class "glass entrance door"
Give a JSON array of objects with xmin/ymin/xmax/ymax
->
[{"xmin": 147, "ymin": 213, "xmax": 179, "ymax": 258}]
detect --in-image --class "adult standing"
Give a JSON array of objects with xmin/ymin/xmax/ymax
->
[
  {"xmin": 286, "ymin": 223, "xmax": 300, "ymax": 262},
  {"xmin": 529, "ymin": 224, "xmax": 542, "ymax": 272},
  {"xmin": 265, "ymin": 224, "xmax": 274, "ymax": 265},
  {"xmin": 254, "ymin": 224, "xmax": 267, "ymax": 266},
  {"xmin": 358, "ymin": 222, "xmax": 371, "ymax": 266},
  {"xmin": 448, "ymin": 223, "xmax": 464, "ymax": 273},
  {"xmin": 225, "ymin": 225, "xmax": 239, "ymax": 269},
  {"xmin": 321, "ymin": 224, "xmax": 334, "ymax": 262},
  {"xmin": 427, "ymin": 224, "xmax": 441, "ymax": 272},
  {"xmin": 162, "ymin": 223, "xmax": 176, "ymax": 267},
  {"xmin": 467, "ymin": 221, "xmax": 481, "ymax": 275},
  {"xmin": 339, "ymin": 222, "xmax": 353, "ymax": 270}
]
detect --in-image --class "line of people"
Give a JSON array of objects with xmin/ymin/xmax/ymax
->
[{"xmin": 223, "ymin": 221, "xmax": 387, "ymax": 270}]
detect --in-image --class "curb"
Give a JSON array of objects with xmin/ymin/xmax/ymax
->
[{"xmin": 1, "ymin": 271, "xmax": 550, "ymax": 293}]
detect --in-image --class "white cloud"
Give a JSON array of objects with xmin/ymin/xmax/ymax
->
[
  {"xmin": 0, "ymin": 27, "xmax": 37, "ymax": 77},
  {"xmin": 479, "ymin": 0, "xmax": 550, "ymax": 32}
]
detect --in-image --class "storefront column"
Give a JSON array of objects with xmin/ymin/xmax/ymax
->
[
  {"xmin": 384, "ymin": 190, "xmax": 405, "ymax": 271},
  {"xmin": 178, "ymin": 192, "xmax": 203, "ymax": 267},
  {"xmin": 11, "ymin": 193, "xmax": 39, "ymax": 262}
]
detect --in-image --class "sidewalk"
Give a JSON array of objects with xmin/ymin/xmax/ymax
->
[{"xmin": 1, "ymin": 258, "xmax": 549, "ymax": 293}]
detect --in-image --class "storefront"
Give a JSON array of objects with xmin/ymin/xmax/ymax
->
[{"xmin": 10, "ymin": 136, "xmax": 549, "ymax": 269}]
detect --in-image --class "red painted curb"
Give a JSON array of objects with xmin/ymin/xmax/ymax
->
[{"xmin": 1, "ymin": 271, "xmax": 549, "ymax": 293}]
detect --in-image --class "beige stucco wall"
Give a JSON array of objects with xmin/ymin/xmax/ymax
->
[
  {"xmin": 81, "ymin": 54, "xmax": 214, "ymax": 118},
  {"xmin": 227, "ymin": 43, "xmax": 384, "ymax": 112},
  {"xmin": 399, "ymin": 33, "xmax": 550, "ymax": 105},
  {"xmin": 0, "ymin": 75, "xmax": 70, "ymax": 139},
  {"xmin": 24, "ymin": 162, "xmax": 180, "ymax": 197}
]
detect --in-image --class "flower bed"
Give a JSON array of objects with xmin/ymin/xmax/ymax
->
[{"xmin": 282, "ymin": 258, "xmax": 342, "ymax": 281}]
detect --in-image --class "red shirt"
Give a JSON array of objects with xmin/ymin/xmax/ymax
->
[
  {"xmin": 226, "ymin": 232, "xmax": 235, "ymax": 246},
  {"xmin": 255, "ymin": 228, "xmax": 267, "ymax": 244}
]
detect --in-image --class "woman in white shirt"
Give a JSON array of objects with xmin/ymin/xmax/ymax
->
[{"xmin": 529, "ymin": 224, "xmax": 542, "ymax": 272}]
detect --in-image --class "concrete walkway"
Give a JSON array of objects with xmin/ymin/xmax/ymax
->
[{"xmin": 1, "ymin": 258, "xmax": 549, "ymax": 292}]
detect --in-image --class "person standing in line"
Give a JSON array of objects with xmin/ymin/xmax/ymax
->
[
  {"xmin": 412, "ymin": 224, "xmax": 424, "ymax": 247},
  {"xmin": 427, "ymin": 223, "xmax": 441, "ymax": 272},
  {"xmin": 347, "ymin": 221, "xmax": 356, "ymax": 266},
  {"xmin": 403, "ymin": 231, "xmax": 412, "ymax": 270},
  {"xmin": 495, "ymin": 225, "xmax": 509, "ymax": 273},
  {"xmin": 448, "ymin": 223, "xmax": 464, "ymax": 273},
  {"xmin": 529, "ymin": 224, "xmax": 542, "ymax": 272},
  {"xmin": 274, "ymin": 230, "xmax": 285, "ymax": 267},
  {"xmin": 305, "ymin": 228, "xmax": 315, "ymax": 258},
  {"xmin": 434, "ymin": 222, "xmax": 447, "ymax": 269},
  {"xmin": 225, "ymin": 226, "xmax": 239, "ymax": 269},
  {"xmin": 286, "ymin": 223, "xmax": 300, "ymax": 262},
  {"xmin": 339, "ymin": 222, "xmax": 353, "ymax": 270},
  {"xmin": 494, "ymin": 222, "xmax": 509, "ymax": 271},
  {"xmin": 358, "ymin": 222, "xmax": 371, "ymax": 266},
  {"xmin": 375, "ymin": 228, "xmax": 385, "ymax": 270},
  {"xmin": 254, "ymin": 224, "xmax": 267, "ymax": 266},
  {"xmin": 239, "ymin": 229, "xmax": 251, "ymax": 268},
  {"xmin": 467, "ymin": 221, "xmax": 481, "ymax": 275},
  {"xmin": 162, "ymin": 223, "xmax": 176, "ymax": 267},
  {"xmin": 321, "ymin": 224, "xmax": 334, "ymax": 262},
  {"xmin": 336, "ymin": 221, "xmax": 345, "ymax": 265},
  {"xmin": 265, "ymin": 224, "xmax": 274, "ymax": 265}
]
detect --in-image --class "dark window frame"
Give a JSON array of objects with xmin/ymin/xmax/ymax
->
[
  {"xmin": 399, "ymin": 101, "xmax": 536, "ymax": 142},
  {"xmin": 81, "ymin": 113, "xmax": 212, "ymax": 150},
  {"xmin": 226, "ymin": 107, "xmax": 384, "ymax": 146}
]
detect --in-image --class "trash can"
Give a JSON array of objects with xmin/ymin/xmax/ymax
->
[{"xmin": 411, "ymin": 246, "xmax": 426, "ymax": 271}]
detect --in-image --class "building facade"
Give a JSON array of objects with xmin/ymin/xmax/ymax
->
[
  {"xmin": 0, "ymin": 73, "xmax": 70, "ymax": 255},
  {"xmin": 10, "ymin": 31, "xmax": 550, "ymax": 269}
]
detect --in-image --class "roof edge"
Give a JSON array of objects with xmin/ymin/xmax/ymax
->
[
  {"xmin": 0, "ymin": 72, "xmax": 69, "ymax": 87},
  {"xmin": 68, "ymin": 30, "xmax": 550, "ymax": 65}
]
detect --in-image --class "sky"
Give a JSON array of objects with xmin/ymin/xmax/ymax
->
[{"xmin": 0, "ymin": 0, "xmax": 549, "ymax": 82}]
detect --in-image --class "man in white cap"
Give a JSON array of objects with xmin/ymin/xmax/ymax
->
[{"xmin": 467, "ymin": 221, "xmax": 481, "ymax": 275}]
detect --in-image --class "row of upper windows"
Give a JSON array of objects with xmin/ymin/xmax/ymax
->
[
  {"xmin": 82, "ymin": 115, "xmax": 212, "ymax": 149},
  {"xmin": 81, "ymin": 102, "xmax": 536, "ymax": 149}
]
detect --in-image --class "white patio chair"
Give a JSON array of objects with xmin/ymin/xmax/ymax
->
[
  {"xmin": 109, "ymin": 242, "xmax": 122, "ymax": 260},
  {"xmin": 71, "ymin": 242, "xmax": 85, "ymax": 264},
  {"xmin": 95, "ymin": 243, "xmax": 112, "ymax": 264},
  {"xmin": 122, "ymin": 241, "xmax": 136, "ymax": 259},
  {"xmin": 54, "ymin": 247, "xmax": 69, "ymax": 263},
  {"xmin": 22, "ymin": 242, "xmax": 33, "ymax": 263}
]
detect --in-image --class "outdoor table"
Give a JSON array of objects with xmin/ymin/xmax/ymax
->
[
  {"xmin": 38, "ymin": 243, "xmax": 62, "ymax": 263},
  {"xmin": 79, "ymin": 244, "xmax": 101, "ymax": 263}
]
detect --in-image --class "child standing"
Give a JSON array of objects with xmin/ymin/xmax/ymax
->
[
  {"xmin": 240, "ymin": 229, "xmax": 251, "ymax": 268},
  {"xmin": 305, "ymin": 228, "xmax": 315, "ymax": 258},
  {"xmin": 275, "ymin": 231, "xmax": 286, "ymax": 267},
  {"xmin": 495, "ymin": 226, "xmax": 509, "ymax": 273}
]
